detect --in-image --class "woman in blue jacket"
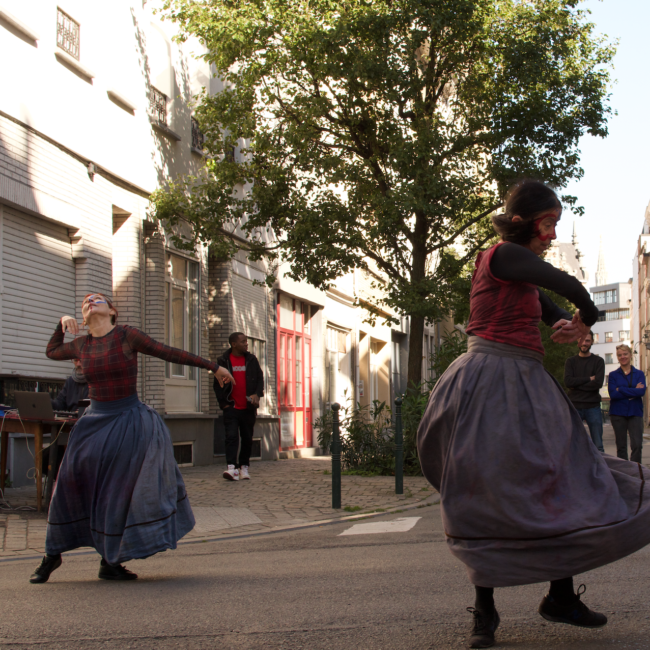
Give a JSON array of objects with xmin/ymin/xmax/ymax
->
[{"xmin": 608, "ymin": 344, "xmax": 646, "ymax": 463}]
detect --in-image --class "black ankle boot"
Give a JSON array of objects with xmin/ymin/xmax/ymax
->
[
  {"xmin": 29, "ymin": 554, "xmax": 62, "ymax": 584},
  {"xmin": 98, "ymin": 558, "xmax": 138, "ymax": 581},
  {"xmin": 539, "ymin": 584, "xmax": 607, "ymax": 627},
  {"xmin": 467, "ymin": 607, "xmax": 500, "ymax": 648}
]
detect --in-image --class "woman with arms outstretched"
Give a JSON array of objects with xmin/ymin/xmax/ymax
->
[
  {"xmin": 418, "ymin": 179, "xmax": 650, "ymax": 648},
  {"xmin": 30, "ymin": 293, "xmax": 234, "ymax": 583}
]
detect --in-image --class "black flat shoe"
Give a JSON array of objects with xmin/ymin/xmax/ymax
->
[
  {"xmin": 467, "ymin": 607, "xmax": 500, "ymax": 648},
  {"xmin": 539, "ymin": 584, "xmax": 607, "ymax": 628},
  {"xmin": 98, "ymin": 559, "xmax": 138, "ymax": 581},
  {"xmin": 29, "ymin": 554, "xmax": 62, "ymax": 584}
]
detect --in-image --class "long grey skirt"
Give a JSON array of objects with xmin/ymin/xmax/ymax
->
[
  {"xmin": 46, "ymin": 394, "xmax": 195, "ymax": 564},
  {"xmin": 417, "ymin": 337, "xmax": 650, "ymax": 588}
]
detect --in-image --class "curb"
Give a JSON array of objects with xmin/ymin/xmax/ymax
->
[{"xmin": 0, "ymin": 494, "xmax": 440, "ymax": 564}]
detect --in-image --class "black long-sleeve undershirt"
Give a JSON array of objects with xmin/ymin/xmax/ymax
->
[{"xmin": 490, "ymin": 243, "xmax": 599, "ymax": 327}]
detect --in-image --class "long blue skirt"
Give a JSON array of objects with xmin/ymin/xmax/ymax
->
[
  {"xmin": 418, "ymin": 337, "xmax": 650, "ymax": 587},
  {"xmin": 45, "ymin": 394, "xmax": 195, "ymax": 564}
]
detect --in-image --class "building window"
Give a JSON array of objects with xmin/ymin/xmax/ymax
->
[
  {"xmin": 369, "ymin": 341, "xmax": 381, "ymax": 404},
  {"xmin": 605, "ymin": 332, "xmax": 613, "ymax": 343},
  {"xmin": 393, "ymin": 338, "xmax": 403, "ymax": 397},
  {"xmin": 57, "ymin": 8, "xmax": 80, "ymax": 60},
  {"xmin": 619, "ymin": 330, "xmax": 629, "ymax": 342},
  {"xmin": 164, "ymin": 253, "xmax": 199, "ymax": 380},
  {"xmin": 326, "ymin": 325, "xmax": 349, "ymax": 407},
  {"xmin": 593, "ymin": 333, "xmax": 599, "ymax": 344},
  {"xmin": 191, "ymin": 117, "xmax": 205, "ymax": 152},
  {"xmin": 593, "ymin": 289, "xmax": 618, "ymax": 306},
  {"xmin": 278, "ymin": 295, "xmax": 313, "ymax": 449},
  {"xmin": 603, "ymin": 309, "xmax": 630, "ymax": 321},
  {"xmin": 150, "ymin": 86, "xmax": 168, "ymax": 125},
  {"xmin": 605, "ymin": 353, "xmax": 614, "ymax": 364}
]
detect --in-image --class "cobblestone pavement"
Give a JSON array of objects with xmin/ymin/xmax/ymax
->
[
  {"xmin": 4, "ymin": 423, "xmax": 644, "ymax": 559},
  {"xmin": 0, "ymin": 456, "xmax": 436, "ymax": 558}
]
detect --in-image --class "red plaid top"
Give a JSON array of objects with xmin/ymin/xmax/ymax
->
[
  {"xmin": 46, "ymin": 322, "xmax": 219, "ymax": 402},
  {"xmin": 466, "ymin": 242, "xmax": 544, "ymax": 355}
]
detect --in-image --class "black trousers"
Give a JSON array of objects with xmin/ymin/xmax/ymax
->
[
  {"xmin": 223, "ymin": 407, "xmax": 256, "ymax": 467},
  {"xmin": 610, "ymin": 415, "xmax": 644, "ymax": 463}
]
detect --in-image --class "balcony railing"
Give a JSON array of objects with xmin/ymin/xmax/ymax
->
[
  {"xmin": 149, "ymin": 87, "xmax": 168, "ymax": 125},
  {"xmin": 57, "ymin": 8, "xmax": 80, "ymax": 60}
]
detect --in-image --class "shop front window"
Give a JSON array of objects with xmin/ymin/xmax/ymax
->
[{"xmin": 278, "ymin": 295, "xmax": 313, "ymax": 449}]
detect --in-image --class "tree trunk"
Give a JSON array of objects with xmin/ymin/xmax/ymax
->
[
  {"xmin": 407, "ymin": 313, "xmax": 425, "ymax": 391},
  {"xmin": 406, "ymin": 211, "xmax": 428, "ymax": 392}
]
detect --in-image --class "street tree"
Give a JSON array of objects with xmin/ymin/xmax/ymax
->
[{"xmin": 152, "ymin": 0, "xmax": 615, "ymax": 388}]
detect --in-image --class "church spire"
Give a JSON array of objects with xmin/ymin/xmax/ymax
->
[
  {"xmin": 572, "ymin": 221, "xmax": 578, "ymax": 245},
  {"xmin": 595, "ymin": 237, "xmax": 608, "ymax": 286}
]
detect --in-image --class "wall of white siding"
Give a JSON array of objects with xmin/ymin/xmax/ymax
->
[{"xmin": 1, "ymin": 206, "xmax": 76, "ymax": 378}]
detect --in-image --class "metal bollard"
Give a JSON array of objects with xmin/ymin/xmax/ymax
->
[
  {"xmin": 331, "ymin": 402, "xmax": 341, "ymax": 509},
  {"xmin": 394, "ymin": 396, "xmax": 403, "ymax": 495}
]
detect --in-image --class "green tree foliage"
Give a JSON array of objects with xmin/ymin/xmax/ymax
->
[
  {"xmin": 429, "ymin": 328, "xmax": 469, "ymax": 384},
  {"xmin": 539, "ymin": 289, "xmax": 579, "ymax": 389},
  {"xmin": 153, "ymin": 0, "xmax": 614, "ymax": 387}
]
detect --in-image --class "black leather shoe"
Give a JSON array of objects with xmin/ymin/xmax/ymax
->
[
  {"xmin": 98, "ymin": 559, "xmax": 138, "ymax": 581},
  {"xmin": 29, "ymin": 554, "xmax": 62, "ymax": 584},
  {"xmin": 539, "ymin": 584, "xmax": 607, "ymax": 628},
  {"xmin": 467, "ymin": 607, "xmax": 500, "ymax": 648}
]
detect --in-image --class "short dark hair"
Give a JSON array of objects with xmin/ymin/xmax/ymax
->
[
  {"xmin": 491, "ymin": 179, "xmax": 562, "ymax": 244},
  {"xmin": 229, "ymin": 332, "xmax": 246, "ymax": 345},
  {"xmin": 584, "ymin": 330, "xmax": 594, "ymax": 341}
]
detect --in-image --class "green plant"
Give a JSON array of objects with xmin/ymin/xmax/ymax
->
[
  {"xmin": 428, "ymin": 329, "xmax": 468, "ymax": 386},
  {"xmin": 314, "ymin": 393, "xmax": 427, "ymax": 476},
  {"xmin": 343, "ymin": 506, "xmax": 362, "ymax": 512}
]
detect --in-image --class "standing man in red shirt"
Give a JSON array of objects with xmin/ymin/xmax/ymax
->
[{"xmin": 215, "ymin": 332, "xmax": 265, "ymax": 480}]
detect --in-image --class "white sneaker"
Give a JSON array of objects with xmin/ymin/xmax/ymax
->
[
  {"xmin": 223, "ymin": 465, "xmax": 239, "ymax": 481},
  {"xmin": 239, "ymin": 465, "xmax": 250, "ymax": 480}
]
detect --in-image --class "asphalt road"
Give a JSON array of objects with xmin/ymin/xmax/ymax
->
[{"xmin": 2, "ymin": 504, "xmax": 650, "ymax": 650}]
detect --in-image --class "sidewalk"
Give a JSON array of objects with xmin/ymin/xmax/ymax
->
[{"xmin": 0, "ymin": 456, "xmax": 436, "ymax": 558}]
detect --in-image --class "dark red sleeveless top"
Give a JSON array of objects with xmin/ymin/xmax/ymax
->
[{"xmin": 466, "ymin": 242, "xmax": 544, "ymax": 355}]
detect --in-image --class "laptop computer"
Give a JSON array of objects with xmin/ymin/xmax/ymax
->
[{"xmin": 14, "ymin": 391, "xmax": 56, "ymax": 420}]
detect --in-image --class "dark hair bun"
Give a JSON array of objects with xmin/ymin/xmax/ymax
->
[{"xmin": 491, "ymin": 179, "xmax": 561, "ymax": 244}]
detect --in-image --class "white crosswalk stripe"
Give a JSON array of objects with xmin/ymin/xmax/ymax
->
[{"xmin": 338, "ymin": 517, "xmax": 421, "ymax": 536}]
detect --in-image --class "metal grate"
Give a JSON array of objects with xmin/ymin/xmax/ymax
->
[
  {"xmin": 191, "ymin": 118, "xmax": 205, "ymax": 151},
  {"xmin": 149, "ymin": 87, "xmax": 168, "ymax": 125},
  {"xmin": 173, "ymin": 442, "xmax": 193, "ymax": 466},
  {"xmin": 57, "ymin": 8, "xmax": 80, "ymax": 60}
]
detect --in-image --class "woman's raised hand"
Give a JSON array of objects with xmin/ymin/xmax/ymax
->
[
  {"xmin": 550, "ymin": 310, "xmax": 590, "ymax": 344},
  {"xmin": 215, "ymin": 365, "xmax": 236, "ymax": 388},
  {"xmin": 61, "ymin": 315, "xmax": 81, "ymax": 335}
]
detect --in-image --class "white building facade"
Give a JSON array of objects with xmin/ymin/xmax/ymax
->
[
  {"xmin": 590, "ymin": 282, "xmax": 632, "ymax": 402},
  {"xmin": 0, "ymin": 0, "xmax": 220, "ymax": 484}
]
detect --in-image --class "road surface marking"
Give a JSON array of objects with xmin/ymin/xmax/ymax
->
[{"xmin": 338, "ymin": 517, "xmax": 422, "ymax": 536}]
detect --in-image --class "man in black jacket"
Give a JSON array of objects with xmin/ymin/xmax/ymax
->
[
  {"xmin": 51, "ymin": 359, "xmax": 89, "ymax": 412},
  {"xmin": 214, "ymin": 332, "xmax": 264, "ymax": 481},
  {"xmin": 564, "ymin": 331, "xmax": 605, "ymax": 452}
]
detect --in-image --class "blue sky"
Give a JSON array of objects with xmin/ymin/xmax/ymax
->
[{"xmin": 555, "ymin": 0, "xmax": 650, "ymax": 287}]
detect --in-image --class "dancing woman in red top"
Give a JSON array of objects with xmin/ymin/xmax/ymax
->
[
  {"xmin": 418, "ymin": 180, "xmax": 650, "ymax": 648},
  {"xmin": 29, "ymin": 293, "xmax": 234, "ymax": 584}
]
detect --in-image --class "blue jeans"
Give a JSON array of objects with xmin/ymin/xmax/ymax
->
[{"xmin": 575, "ymin": 406, "xmax": 604, "ymax": 452}]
